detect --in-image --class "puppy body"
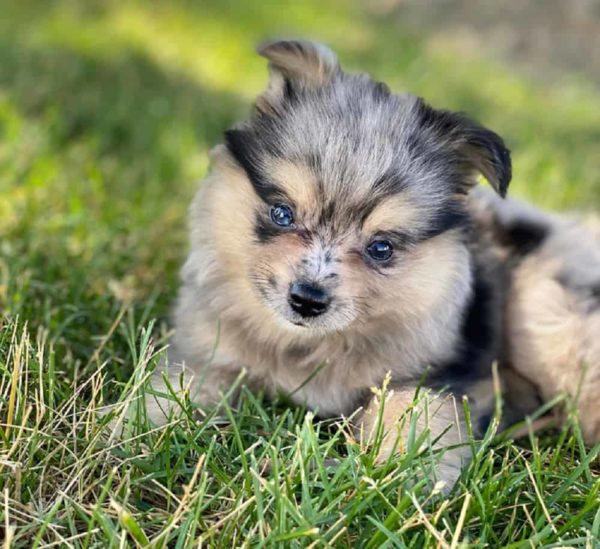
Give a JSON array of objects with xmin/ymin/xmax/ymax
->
[
  {"xmin": 471, "ymin": 189, "xmax": 600, "ymax": 441},
  {"xmin": 140, "ymin": 41, "xmax": 599, "ymax": 487}
]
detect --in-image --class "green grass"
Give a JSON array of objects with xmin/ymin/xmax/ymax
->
[{"xmin": 1, "ymin": 0, "xmax": 599, "ymax": 546}]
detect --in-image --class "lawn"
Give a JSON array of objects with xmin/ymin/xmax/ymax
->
[{"xmin": 1, "ymin": 1, "xmax": 599, "ymax": 547}]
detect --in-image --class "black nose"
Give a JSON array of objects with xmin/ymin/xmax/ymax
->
[{"xmin": 288, "ymin": 282, "xmax": 331, "ymax": 318}]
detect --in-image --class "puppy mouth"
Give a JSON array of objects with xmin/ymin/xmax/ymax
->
[
  {"xmin": 278, "ymin": 301, "xmax": 358, "ymax": 334},
  {"xmin": 282, "ymin": 301, "xmax": 355, "ymax": 333},
  {"xmin": 290, "ymin": 320, "xmax": 307, "ymax": 327},
  {"xmin": 285, "ymin": 307, "xmax": 326, "ymax": 328},
  {"xmin": 274, "ymin": 297, "xmax": 335, "ymax": 330}
]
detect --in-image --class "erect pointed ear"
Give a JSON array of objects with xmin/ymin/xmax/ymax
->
[
  {"xmin": 255, "ymin": 39, "xmax": 340, "ymax": 113},
  {"xmin": 415, "ymin": 100, "xmax": 512, "ymax": 197}
]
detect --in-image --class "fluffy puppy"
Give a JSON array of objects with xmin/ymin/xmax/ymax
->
[{"xmin": 138, "ymin": 40, "xmax": 599, "ymax": 487}]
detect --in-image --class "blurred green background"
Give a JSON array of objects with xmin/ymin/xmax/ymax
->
[{"xmin": 1, "ymin": 0, "xmax": 599, "ymax": 361}]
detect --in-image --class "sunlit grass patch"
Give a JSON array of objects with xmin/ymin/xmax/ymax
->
[{"xmin": 1, "ymin": 315, "xmax": 599, "ymax": 546}]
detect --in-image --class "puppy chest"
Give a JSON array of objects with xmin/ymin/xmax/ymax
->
[
  {"xmin": 273, "ymin": 371, "xmax": 369, "ymax": 417},
  {"xmin": 256, "ymin": 355, "xmax": 381, "ymax": 417}
]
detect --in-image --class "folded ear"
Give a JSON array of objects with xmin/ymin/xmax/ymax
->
[
  {"xmin": 459, "ymin": 121, "xmax": 512, "ymax": 197},
  {"xmin": 256, "ymin": 40, "xmax": 340, "ymax": 113},
  {"xmin": 415, "ymin": 100, "xmax": 512, "ymax": 197}
]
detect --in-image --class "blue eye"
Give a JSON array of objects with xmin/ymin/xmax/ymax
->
[
  {"xmin": 366, "ymin": 240, "xmax": 393, "ymax": 261},
  {"xmin": 270, "ymin": 204, "xmax": 294, "ymax": 227}
]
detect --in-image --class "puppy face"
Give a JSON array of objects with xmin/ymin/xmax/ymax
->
[{"xmin": 205, "ymin": 41, "xmax": 511, "ymax": 337}]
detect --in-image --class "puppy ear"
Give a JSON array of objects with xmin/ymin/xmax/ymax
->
[
  {"xmin": 458, "ymin": 121, "xmax": 512, "ymax": 197},
  {"xmin": 256, "ymin": 40, "xmax": 340, "ymax": 113},
  {"xmin": 415, "ymin": 100, "xmax": 512, "ymax": 197}
]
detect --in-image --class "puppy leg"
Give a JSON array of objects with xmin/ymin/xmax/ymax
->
[
  {"xmin": 101, "ymin": 359, "xmax": 242, "ymax": 438},
  {"xmin": 508, "ymin": 255, "xmax": 600, "ymax": 443},
  {"xmin": 142, "ymin": 359, "xmax": 243, "ymax": 426},
  {"xmin": 356, "ymin": 387, "xmax": 470, "ymax": 490}
]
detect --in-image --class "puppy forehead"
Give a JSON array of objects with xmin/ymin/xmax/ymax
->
[
  {"xmin": 265, "ymin": 157, "xmax": 384, "ymax": 211},
  {"xmin": 265, "ymin": 158, "xmax": 318, "ymax": 209},
  {"xmin": 362, "ymin": 194, "xmax": 422, "ymax": 233},
  {"xmin": 263, "ymin": 86, "xmax": 450, "ymax": 196},
  {"xmin": 266, "ymin": 157, "xmax": 425, "ymax": 234},
  {"xmin": 226, "ymin": 74, "xmax": 460, "ymax": 227}
]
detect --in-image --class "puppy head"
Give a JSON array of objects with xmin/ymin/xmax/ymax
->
[{"xmin": 205, "ymin": 40, "xmax": 511, "ymax": 336}]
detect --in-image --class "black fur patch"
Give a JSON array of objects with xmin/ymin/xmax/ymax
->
[
  {"xmin": 225, "ymin": 129, "xmax": 286, "ymax": 204},
  {"xmin": 316, "ymin": 201, "xmax": 337, "ymax": 229},
  {"xmin": 498, "ymin": 218, "xmax": 549, "ymax": 257},
  {"xmin": 372, "ymin": 81, "xmax": 391, "ymax": 101},
  {"xmin": 283, "ymin": 77, "xmax": 299, "ymax": 104},
  {"xmin": 254, "ymin": 212, "xmax": 281, "ymax": 243},
  {"xmin": 466, "ymin": 126, "xmax": 512, "ymax": 197},
  {"xmin": 376, "ymin": 230, "xmax": 417, "ymax": 251},
  {"xmin": 422, "ymin": 202, "xmax": 470, "ymax": 240},
  {"xmin": 415, "ymin": 99, "xmax": 460, "ymax": 136},
  {"xmin": 591, "ymin": 284, "xmax": 600, "ymax": 311},
  {"xmin": 306, "ymin": 152, "xmax": 322, "ymax": 173},
  {"xmin": 453, "ymin": 274, "xmax": 494, "ymax": 377},
  {"xmin": 428, "ymin": 268, "xmax": 496, "ymax": 390}
]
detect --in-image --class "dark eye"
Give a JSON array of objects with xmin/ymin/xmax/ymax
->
[
  {"xmin": 366, "ymin": 240, "xmax": 393, "ymax": 261},
  {"xmin": 270, "ymin": 204, "xmax": 294, "ymax": 227}
]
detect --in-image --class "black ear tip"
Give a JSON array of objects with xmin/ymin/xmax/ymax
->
[{"xmin": 497, "ymin": 145, "xmax": 512, "ymax": 198}]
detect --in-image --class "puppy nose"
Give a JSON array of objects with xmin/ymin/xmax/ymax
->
[{"xmin": 289, "ymin": 282, "xmax": 331, "ymax": 318}]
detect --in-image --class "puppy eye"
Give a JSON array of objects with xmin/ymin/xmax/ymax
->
[
  {"xmin": 270, "ymin": 204, "xmax": 294, "ymax": 227},
  {"xmin": 366, "ymin": 240, "xmax": 393, "ymax": 261}
]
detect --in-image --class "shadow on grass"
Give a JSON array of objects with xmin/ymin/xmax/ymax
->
[
  {"xmin": 0, "ymin": 39, "xmax": 247, "ymax": 370},
  {"xmin": 0, "ymin": 39, "xmax": 247, "ymax": 179}
]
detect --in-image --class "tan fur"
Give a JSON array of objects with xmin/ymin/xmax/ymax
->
[
  {"xmin": 266, "ymin": 159, "xmax": 319, "ymax": 212},
  {"xmin": 362, "ymin": 194, "xmax": 423, "ymax": 235},
  {"xmin": 507, "ymin": 252, "xmax": 600, "ymax": 442},
  {"xmin": 468, "ymin": 189, "xmax": 600, "ymax": 442},
  {"xmin": 358, "ymin": 387, "xmax": 470, "ymax": 490}
]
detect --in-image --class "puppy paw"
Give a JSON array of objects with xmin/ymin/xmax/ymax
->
[{"xmin": 356, "ymin": 386, "xmax": 471, "ymax": 492}]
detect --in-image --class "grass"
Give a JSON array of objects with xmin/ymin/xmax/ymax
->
[{"xmin": 0, "ymin": 0, "xmax": 599, "ymax": 546}]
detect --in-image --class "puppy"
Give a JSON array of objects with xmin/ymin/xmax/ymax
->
[{"xmin": 137, "ymin": 40, "xmax": 600, "ymax": 487}]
